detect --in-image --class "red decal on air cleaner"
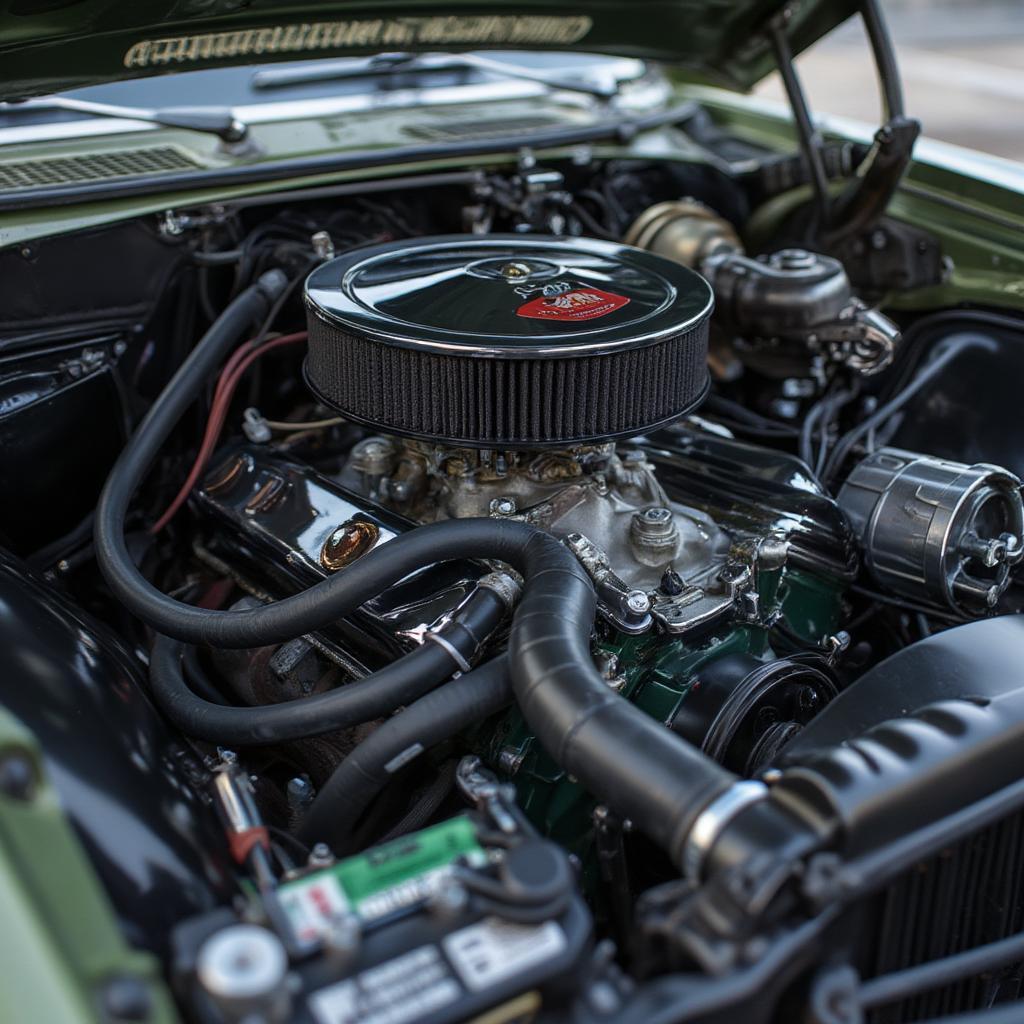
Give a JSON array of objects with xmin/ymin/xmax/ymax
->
[{"xmin": 516, "ymin": 287, "xmax": 630, "ymax": 322}]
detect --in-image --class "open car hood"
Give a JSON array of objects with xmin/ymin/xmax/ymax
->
[{"xmin": 0, "ymin": 0, "xmax": 856, "ymax": 101}]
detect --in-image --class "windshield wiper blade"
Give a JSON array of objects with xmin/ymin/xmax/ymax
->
[
  {"xmin": 251, "ymin": 52, "xmax": 619, "ymax": 100},
  {"xmin": 6, "ymin": 96, "xmax": 249, "ymax": 144}
]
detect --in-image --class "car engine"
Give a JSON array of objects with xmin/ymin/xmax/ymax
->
[{"xmin": 4, "ymin": 158, "xmax": 1024, "ymax": 1024}]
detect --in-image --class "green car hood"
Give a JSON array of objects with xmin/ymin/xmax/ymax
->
[{"xmin": 0, "ymin": 0, "xmax": 856, "ymax": 101}]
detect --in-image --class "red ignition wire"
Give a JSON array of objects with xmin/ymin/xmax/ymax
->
[{"xmin": 150, "ymin": 331, "xmax": 308, "ymax": 534}]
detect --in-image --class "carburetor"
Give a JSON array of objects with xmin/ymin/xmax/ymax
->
[{"xmin": 305, "ymin": 233, "xmax": 757, "ymax": 635}]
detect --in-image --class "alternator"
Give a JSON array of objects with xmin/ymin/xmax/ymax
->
[{"xmin": 838, "ymin": 447, "xmax": 1024, "ymax": 616}]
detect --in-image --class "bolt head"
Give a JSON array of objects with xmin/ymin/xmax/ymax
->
[
  {"xmin": 640, "ymin": 506, "xmax": 672, "ymax": 524},
  {"xmin": 101, "ymin": 976, "xmax": 153, "ymax": 1022},
  {"xmin": 309, "ymin": 842, "xmax": 333, "ymax": 865},
  {"xmin": 0, "ymin": 751, "xmax": 36, "ymax": 801},
  {"xmin": 311, "ymin": 230, "xmax": 335, "ymax": 260},
  {"xmin": 287, "ymin": 776, "xmax": 312, "ymax": 800},
  {"xmin": 798, "ymin": 687, "xmax": 820, "ymax": 712},
  {"xmin": 500, "ymin": 261, "xmax": 533, "ymax": 280},
  {"xmin": 625, "ymin": 591, "xmax": 651, "ymax": 615}
]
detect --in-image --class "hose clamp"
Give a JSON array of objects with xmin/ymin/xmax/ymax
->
[
  {"xmin": 682, "ymin": 780, "xmax": 768, "ymax": 883},
  {"xmin": 423, "ymin": 629, "xmax": 472, "ymax": 674},
  {"xmin": 476, "ymin": 571, "xmax": 522, "ymax": 610}
]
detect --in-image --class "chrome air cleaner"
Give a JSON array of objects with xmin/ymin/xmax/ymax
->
[{"xmin": 304, "ymin": 234, "xmax": 713, "ymax": 448}]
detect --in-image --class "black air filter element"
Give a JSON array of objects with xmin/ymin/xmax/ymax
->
[{"xmin": 304, "ymin": 235, "xmax": 713, "ymax": 448}]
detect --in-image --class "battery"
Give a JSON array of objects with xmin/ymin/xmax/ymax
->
[{"xmin": 174, "ymin": 811, "xmax": 592, "ymax": 1024}]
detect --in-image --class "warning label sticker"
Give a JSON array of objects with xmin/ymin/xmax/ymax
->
[
  {"xmin": 279, "ymin": 815, "xmax": 488, "ymax": 941},
  {"xmin": 279, "ymin": 874, "xmax": 350, "ymax": 948},
  {"xmin": 310, "ymin": 945, "xmax": 460, "ymax": 1024},
  {"xmin": 443, "ymin": 918, "xmax": 567, "ymax": 992},
  {"xmin": 516, "ymin": 287, "xmax": 630, "ymax": 322},
  {"xmin": 355, "ymin": 865, "xmax": 461, "ymax": 921}
]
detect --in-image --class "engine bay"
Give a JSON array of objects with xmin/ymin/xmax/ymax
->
[{"xmin": 4, "ymin": 152, "xmax": 1024, "ymax": 1024}]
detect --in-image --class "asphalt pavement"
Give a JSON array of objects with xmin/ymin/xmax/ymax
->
[{"xmin": 754, "ymin": 1, "xmax": 1024, "ymax": 162}]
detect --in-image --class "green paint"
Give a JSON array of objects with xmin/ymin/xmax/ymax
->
[
  {"xmin": 486, "ymin": 563, "xmax": 844, "ymax": 887},
  {"xmin": 0, "ymin": 710, "xmax": 178, "ymax": 1024},
  {"xmin": 0, "ymin": 1, "xmax": 857, "ymax": 101},
  {"xmin": 0, "ymin": 105, "xmax": 702, "ymax": 248},
  {"xmin": 685, "ymin": 85, "xmax": 1024, "ymax": 313}
]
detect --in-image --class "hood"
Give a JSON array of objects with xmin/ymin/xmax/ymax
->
[{"xmin": 0, "ymin": 0, "xmax": 856, "ymax": 101}]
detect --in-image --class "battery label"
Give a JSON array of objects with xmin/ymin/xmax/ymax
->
[
  {"xmin": 278, "ymin": 873, "xmax": 350, "ymax": 947},
  {"xmin": 443, "ymin": 918, "xmax": 567, "ymax": 992},
  {"xmin": 355, "ymin": 866, "xmax": 463, "ymax": 921},
  {"xmin": 308, "ymin": 920, "xmax": 567, "ymax": 1023},
  {"xmin": 309, "ymin": 946, "xmax": 460, "ymax": 1024},
  {"xmin": 516, "ymin": 287, "xmax": 630, "ymax": 322},
  {"xmin": 280, "ymin": 816, "xmax": 487, "ymax": 940},
  {"xmin": 337, "ymin": 816, "xmax": 485, "ymax": 908}
]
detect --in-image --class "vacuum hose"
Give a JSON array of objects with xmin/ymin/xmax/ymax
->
[
  {"xmin": 296, "ymin": 656, "xmax": 513, "ymax": 850},
  {"xmin": 94, "ymin": 271, "xmax": 741, "ymax": 869}
]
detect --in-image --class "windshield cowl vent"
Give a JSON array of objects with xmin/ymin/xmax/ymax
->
[{"xmin": 0, "ymin": 144, "xmax": 202, "ymax": 193}]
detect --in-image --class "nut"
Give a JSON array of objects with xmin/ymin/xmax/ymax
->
[
  {"xmin": 0, "ymin": 749, "xmax": 36, "ymax": 801},
  {"xmin": 500, "ymin": 261, "xmax": 533, "ymax": 280},
  {"xmin": 630, "ymin": 506, "xmax": 679, "ymax": 561}
]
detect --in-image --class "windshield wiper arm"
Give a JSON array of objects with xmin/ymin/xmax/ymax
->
[
  {"xmin": 251, "ymin": 52, "xmax": 619, "ymax": 100},
  {"xmin": 6, "ymin": 96, "xmax": 249, "ymax": 144}
]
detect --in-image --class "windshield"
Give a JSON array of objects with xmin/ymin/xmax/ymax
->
[{"xmin": 755, "ymin": 0, "xmax": 1024, "ymax": 162}]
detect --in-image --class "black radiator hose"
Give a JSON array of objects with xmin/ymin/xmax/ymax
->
[
  {"xmin": 148, "ymin": 585, "xmax": 508, "ymax": 746},
  {"xmin": 92, "ymin": 271, "xmax": 740, "ymax": 868},
  {"xmin": 296, "ymin": 656, "xmax": 513, "ymax": 850}
]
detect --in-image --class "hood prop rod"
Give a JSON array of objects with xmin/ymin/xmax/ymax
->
[{"xmin": 767, "ymin": 10, "xmax": 831, "ymax": 235}]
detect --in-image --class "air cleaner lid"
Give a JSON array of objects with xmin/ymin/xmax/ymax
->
[
  {"xmin": 305, "ymin": 234, "xmax": 713, "ymax": 357},
  {"xmin": 303, "ymin": 234, "xmax": 714, "ymax": 448}
]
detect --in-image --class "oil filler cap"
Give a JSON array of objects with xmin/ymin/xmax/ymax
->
[{"xmin": 303, "ymin": 234, "xmax": 713, "ymax": 448}]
